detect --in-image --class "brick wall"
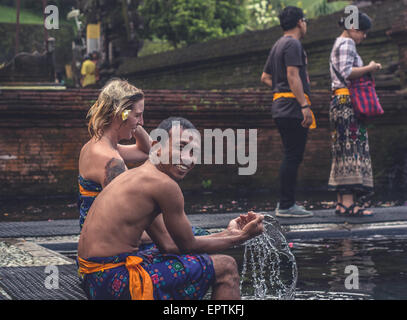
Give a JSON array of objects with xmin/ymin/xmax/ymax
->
[{"xmin": 1, "ymin": 88, "xmax": 406, "ymax": 197}]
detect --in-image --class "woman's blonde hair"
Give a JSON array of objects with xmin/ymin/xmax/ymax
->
[{"xmin": 87, "ymin": 78, "xmax": 144, "ymax": 139}]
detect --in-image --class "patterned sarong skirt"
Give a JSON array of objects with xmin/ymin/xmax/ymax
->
[{"xmin": 328, "ymin": 94, "xmax": 374, "ymax": 196}]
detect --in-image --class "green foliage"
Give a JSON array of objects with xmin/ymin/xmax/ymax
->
[
  {"xmin": 0, "ymin": 4, "xmax": 43, "ymax": 24},
  {"xmin": 201, "ymin": 179, "xmax": 212, "ymax": 189},
  {"xmin": 0, "ymin": 0, "xmax": 77, "ymax": 21},
  {"xmin": 246, "ymin": 0, "xmax": 282, "ymax": 30},
  {"xmin": 139, "ymin": 0, "xmax": 247, "ymax": 47},
  {"xmin": 138, "ymin": 39, "xmax": 176, "ymax": 57},
  {"xmin": 215, "ymin": 0, "xmax": 247, "ymax": 35},
  {"xmin": 246, "ymin": 0, "xmax": 349, "ymax": 30},
  {"xmin": 304, "ymin": 0, "xmax": 349, "ymax": 19}
]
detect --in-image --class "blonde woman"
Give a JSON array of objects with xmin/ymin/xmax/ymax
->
[{"xmin": 78, "ymin": 79, "xmax": 151, "ymax": 230}]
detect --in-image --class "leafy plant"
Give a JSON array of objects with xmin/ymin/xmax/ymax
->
[
  {"xmin": 139, "ymin": 0, "xmax": 246, "ymax": 47},
  {"xmin": 202, "ymin": 179, "xmax": 213, "ymax": 189},
  {"xmin": 246, "ymin": 0, "xmax": 282, "ymax": 30}
]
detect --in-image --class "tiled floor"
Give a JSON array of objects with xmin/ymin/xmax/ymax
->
[{"xmin": 0, "ymin": 237, "xmax": 77, "ymax": 300}]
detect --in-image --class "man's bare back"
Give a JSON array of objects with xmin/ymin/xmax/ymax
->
[{"xmin": 78, "ymin": 161, "xmax": 170, "ymax": 259}]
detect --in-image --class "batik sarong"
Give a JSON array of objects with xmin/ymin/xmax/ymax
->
[
  {"xmin": 78, "ymin": 175, "xmax": 102, "ymax": 230},
  {"xmin": 78, "ymin": 248, "xmax": 215, "ymax": 300},
  {"xmin": 328, "ymin": 94, "xmax": 374, "ymax": 196}
]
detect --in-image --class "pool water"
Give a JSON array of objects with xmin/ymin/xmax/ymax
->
[
  {"xmin": 291, "ymin": 235, "xmax": 407, "ymax": 300},
  {"xmin": 222, "ymin": 235, "xmax": 407, "ymax": 300}
]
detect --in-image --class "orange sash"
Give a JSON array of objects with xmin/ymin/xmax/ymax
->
[
  {"xmin": 334, "ymin": 88, "xmax": 350, "ymax": 96},
  {"xmin": 78, "ymin": 255, "xmax": 154, "ymax": 300},
  {"xmin": 273, "ymin": 92, "xmax": 317, "ymax": 129},
  {"xmin": 79, "ymin": 184, "xmax": 100, "ymax": 197}
]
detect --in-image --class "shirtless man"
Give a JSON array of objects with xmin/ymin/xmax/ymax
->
[{"xmin": 78, "ymin": 117, "xmax": 264, "ymax": 300}]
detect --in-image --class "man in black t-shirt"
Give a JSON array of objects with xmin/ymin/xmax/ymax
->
[{"xmin": 261, "ymin": 6, "xmax": 313, "ymax": 218}]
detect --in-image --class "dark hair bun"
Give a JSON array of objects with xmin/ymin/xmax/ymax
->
[{"xmin": 359, "ymin": 13, "xmax": 372, "ymax": 31}]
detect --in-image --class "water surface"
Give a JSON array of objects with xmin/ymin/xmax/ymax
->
[{"xmin": 224, "ymin": 235, "xmax": 407, "ymax": 300}]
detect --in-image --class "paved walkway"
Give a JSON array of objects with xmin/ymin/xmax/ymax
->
[{"xmin": 0, "ymin": 206, "xmax": 406, "ymax": 238}]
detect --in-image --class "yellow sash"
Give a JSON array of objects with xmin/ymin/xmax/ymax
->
[
  {"xmin": 273, "ymin": 92, "xmax": 317, "ymax": 129},
  {"xmin": 78, "ymin": 255, "xmax": 154, "ymax": 300}
]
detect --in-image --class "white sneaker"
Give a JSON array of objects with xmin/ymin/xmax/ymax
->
[{"xmin": 275, "ymin": 203, "xmax": 314, "ymax": 218}]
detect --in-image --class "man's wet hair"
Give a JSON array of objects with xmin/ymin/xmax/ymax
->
[
  {"xmin": 156, "ymin": 117, "xmax": 196, "ymax": 145},
  {"xmin": 278, "ymin": 6, "xmax": 304, "ymax": 31}
]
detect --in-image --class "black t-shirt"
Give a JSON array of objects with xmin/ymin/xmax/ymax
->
[{"xmin": 263, "ymin": 36, "xmax": 311, "ymax": 119}]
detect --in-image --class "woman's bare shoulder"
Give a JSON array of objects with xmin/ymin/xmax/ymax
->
[{"xmin": 79, "ymin": 140, "xmax": 123, "ymax": 183}]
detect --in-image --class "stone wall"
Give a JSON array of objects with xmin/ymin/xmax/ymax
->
[
  {"xmin": 1, "ymin": 88, "xmax": 406, "ymax": 198},
  {"xmin": 0, "ymin": 22, "xmax": 74, "ymax": 77},
  {"xmin": 117, "ymin": 0, "xmax": 405, "ymax": 91},
  {"xmin": 0, "ymin": 23, "xmax": 44, "ymax": 64}
]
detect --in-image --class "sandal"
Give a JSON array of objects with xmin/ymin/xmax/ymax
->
[
  {"xmin": 336, "ymin": 203, "xmax": 373, "ymax": 217},
  {"xmin": 335, "ymin": 203, "xmax": 346, "ymax": 216},
  {"xmin": 348, "ymin": 204, "xmax": 374, "ymax": 217}
]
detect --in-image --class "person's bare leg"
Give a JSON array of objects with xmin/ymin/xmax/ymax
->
[
  {"xmin": 210, "ymin": 254, "xmax": 240, "ymax": 300},
  {"xmin": 336, "ymin": 193, "xmax": 343, "ymax": 212}
]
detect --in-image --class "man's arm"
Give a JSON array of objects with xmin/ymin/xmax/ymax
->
[
  {"xmin": 287, "ymin": 66, "xmax": 308, "ymax": 107},
  {"xmin": 117, "ymin": 126, "xmax": 152, "ymax": 163},
  {"xmin": 154, "ymin": 180, "xmax": 263, "ymax": 254},
  {"xmin": 146, "ymin": 212, "xmax": 256, "ymax": 254},
  {"xmin": 287, "ymin": 66, "xmax": 313, "ymax": 128},
  {"xmin": 145, "ymin": 214, "xmax": 180, "ymax": 254},
  {"xmin": 261, "ymin": 72, "xmax": 273, "ymax": 88}
]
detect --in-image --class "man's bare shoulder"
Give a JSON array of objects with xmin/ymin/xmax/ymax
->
[
  {"xmin": 157, "ymin": 175, "xmax": 182, "ymax": 195},
  {"xmin": 132, "ymin": 166, "xmax": 183, "ymax": 200}
]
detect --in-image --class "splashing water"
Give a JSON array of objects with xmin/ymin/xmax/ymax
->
[{"xmin": 240, "ymin": 214, "xmax": 298, "ymax": 300}]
